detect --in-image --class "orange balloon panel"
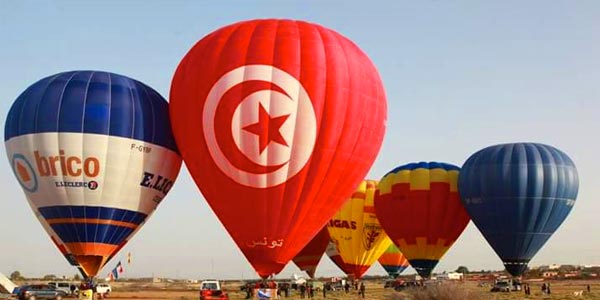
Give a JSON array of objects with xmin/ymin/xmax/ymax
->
[{"xmin": 327, "ymin": 180, "xmax": 392, "ymax": 279}]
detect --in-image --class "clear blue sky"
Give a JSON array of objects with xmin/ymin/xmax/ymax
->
[{"xmin": 1, "ymin": 1, "xmax": 599, "ymax": 280}]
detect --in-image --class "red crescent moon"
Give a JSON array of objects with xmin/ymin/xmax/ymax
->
[{"xmin": 214, "ymin": 80, "xmax": 289, "ymax": 174}]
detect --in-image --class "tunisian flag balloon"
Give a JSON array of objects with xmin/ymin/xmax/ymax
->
[{"xmin": 170, "ymin": 19, "xmax": 387, "ymax": 277}]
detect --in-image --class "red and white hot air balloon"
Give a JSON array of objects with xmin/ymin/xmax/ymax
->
[{"xmin": 170, "ymin": 19, "xmax": 387, "ymax": 278}]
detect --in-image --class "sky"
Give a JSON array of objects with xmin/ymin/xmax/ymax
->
[{"xmin": 0, "ymin": 1, "xmax": 599, "ymax": 280}]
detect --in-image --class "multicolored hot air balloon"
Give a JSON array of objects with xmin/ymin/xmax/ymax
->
[
  {"xmin": 5, "ymin": 71, "xmax": 182, "ymax": 278},
  {"xmin": 327, "ymin": 180, "xmax": 392, "ymax": 279},
  {"xmin": 292, "ymin": 227, "xmax": 330, "ymax": 278},
  {"xmin": 459, "ymin": 143, "xmax": 578, "ymax": 277},
  {"xmin": 378, "ymin": 244, "xmax": 409, "ymax": 278},
  {"xmin": 375, "ymin": 162, "xmax": 470, "ymax": 278},
  {"xmin": 169, "ymin": 19, "xmax": 387, "ymax": 278}
]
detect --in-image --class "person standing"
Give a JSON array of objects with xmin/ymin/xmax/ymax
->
[
  {"xmin": 542, "ymin": 283, "xmax": 547, "ymax": 294},
  {"xmin": 283, "ymin": 284, "xmax": 289, "ymax": 298},
  {"xmin": 587, "ymin": 284, "xmax": 591, "ymax": 293},
  {"xmin": 244, "ymin": 283, "xmax": 251, "ymax": 299},
  {"xmin": 359, "ymin": 282, "xmax": 365, "ymax": 298}
]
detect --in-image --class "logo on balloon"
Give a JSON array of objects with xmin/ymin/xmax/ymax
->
[
  {"xmin": 88, "ymin": 181, "xmax": 99, "ymax": 190},
  {"xmin": 362, "ymin": 223, "xmax": 382, "ymax": 251},
  {"xmin": 203, "ymin": 65, "xmax": 317, "ymax": 188},
  {"xmin": 11, "ymin": 153, "xmax": 38, "ymax": 193}
]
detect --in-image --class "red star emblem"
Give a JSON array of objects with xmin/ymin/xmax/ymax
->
[{"xmin": 243, "ymin": 103, "xmax": 290, "ymax": 154}]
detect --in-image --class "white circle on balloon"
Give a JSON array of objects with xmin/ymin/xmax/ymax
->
[{"xmin": 203, "ymin": 65, "xmax": 317, "ymax": 188}]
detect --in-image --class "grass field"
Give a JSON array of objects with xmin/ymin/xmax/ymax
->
[{"xmin": 106, "ymin": 279, "xmax": 600, "ymax": 300}]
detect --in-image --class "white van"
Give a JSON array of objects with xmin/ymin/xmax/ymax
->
[{"xmin": 95, "ymin": 283, "xmax": 111, "ymax": 295}]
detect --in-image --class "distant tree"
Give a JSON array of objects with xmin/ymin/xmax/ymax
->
[
  {"xmin": 560, "ymin": 265, "xmax": 577, "ymax": 272},
  {"xmin": 524, "ymin": 267, "xmax": 541, "ymax": 279},
  {"xmin": 73, "ymin": 274, "xmax": 81, "ymax": 281},
  {"xmin": 10, "ymin": 271, "xmax": 24, "ymax": 281},
  {"xmin": 42, "ymin": 274, "xmax": 57, "ymax": 280},
  {"xmin": 455, "ymin": 266, "xmax": 469, "ymax": 274}
]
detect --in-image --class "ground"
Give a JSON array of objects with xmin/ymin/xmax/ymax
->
[{"xmin": 101, "ymin": 279, "xmax": 600, "ymax": 300}]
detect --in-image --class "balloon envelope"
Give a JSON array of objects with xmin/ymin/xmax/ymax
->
[
  {"xmin": 327, "ymin": 180, "xmax": 392, "ymax": 279},
  {"xmin": 5, "ymin": 71, "xmax": 182, "ymax": 278},
  {"xmin": 325, "ymin": 239, "xmax": 354, "ymax": 276},
  {"xmin": 375, "ymin": 162, "xmax": 470, "ymax": 278},
  {"xmin": 292, "ymin": 226, "xmax": 330, "ymax": 278},
  {"xmin": 169, "ymin": 19, "xmax": 387, "ymax": 277},
  {"xmin": 378, "ymin": 244, "xmax": 409, "ymax": 278},
  {"xmin": 458, "ymin": 143, "xmax": 578, "ymax": 277}
]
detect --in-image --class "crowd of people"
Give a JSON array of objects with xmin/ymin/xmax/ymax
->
[{"xmin": 242, "ymin": 279, "xmax": 368, "ymax": 299}]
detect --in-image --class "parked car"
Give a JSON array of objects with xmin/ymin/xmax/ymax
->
[
  {"xmin": 95, "ymin": 283, "xmax": 111, "ymax": 295},
  {"xmin": 490, "ymin": 280, "xmax": 511, "ymax": 292},
  {"xmin": 393, "ymin": 281, "xmax": 420, "ymax": 291},
  {"xmin": 17, "ymin": 284, "xmax": 67, "ymax": 300},
  {"xmin": 199, "ymin": 280, "xmax": 228, "ymax": 300},
  {"xmin": 47, "ymin": 282, "xmax": 77, "ymax": 295},
  {"xmin": 384, "ymin": 279, "xmax": 405, "ymax": 289}
]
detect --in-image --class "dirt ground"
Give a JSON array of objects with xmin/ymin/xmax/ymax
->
[{"xmin": 105, "ymin": 279, "xmax": 600, "ymax": 300}]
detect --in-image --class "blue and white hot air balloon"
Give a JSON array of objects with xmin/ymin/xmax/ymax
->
[{"xmin": 4, "ymin": 71, "xmax": 182, "ymax": 278}]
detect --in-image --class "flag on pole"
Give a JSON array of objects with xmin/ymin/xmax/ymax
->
[
  {"xmin": 112, "ymin": 268, "xmax": 119, "ymax": 280},
  {"xmin": 117, "ymin": 261, "xmax": 124, "ymax": 274}
]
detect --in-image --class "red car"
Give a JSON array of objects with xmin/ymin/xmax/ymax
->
[{"xmin": 199, "ymin": 280, "xmax": 228, "ymax": 300}]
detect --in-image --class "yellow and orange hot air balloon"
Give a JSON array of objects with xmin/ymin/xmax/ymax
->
[{"xmin": 327, "ymin": 180, "xmax": 392, "ymax": 279}]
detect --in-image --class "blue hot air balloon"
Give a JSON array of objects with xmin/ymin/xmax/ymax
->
[
  {"xmin": 458, "ymin": 143, "xmax": 578, "ymax": 277},
  {"xmin": 5, "ymin": 71, "xmax": 182, "ymax": 278}
]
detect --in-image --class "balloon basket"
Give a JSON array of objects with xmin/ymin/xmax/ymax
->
[{"xmin": 79, "ymin": 289, "xmax": 93, "ymax": 300}]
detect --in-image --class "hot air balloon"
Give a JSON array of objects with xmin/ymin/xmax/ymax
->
[
  {"xmin": 292, "ymin": 227, "xmax": 330, "ymax": 278},
  {"xmin": 375, "ymin": 162, "xmax": 470, "ymax": 278},
  {"xmin": 378, "ymin": 244, "xmax": 409, "ymax": 278},
  {"xmin": 5, "ymin": 71, "xmax": 182, "ymax": 278},
  {"xmin": 327, "ymin": 180, "xmax": 392, "ymax": 279},
  {"xmin": 458, "ymin": 143, "xmax": 578, "ymax": 277},
  {"xmin": 169, "ymin": 19, "xmax": 387, "ymax": 278},
  {"xmin": 325, "ymin": 239, "xmax": 354, "ymax": 276}
]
